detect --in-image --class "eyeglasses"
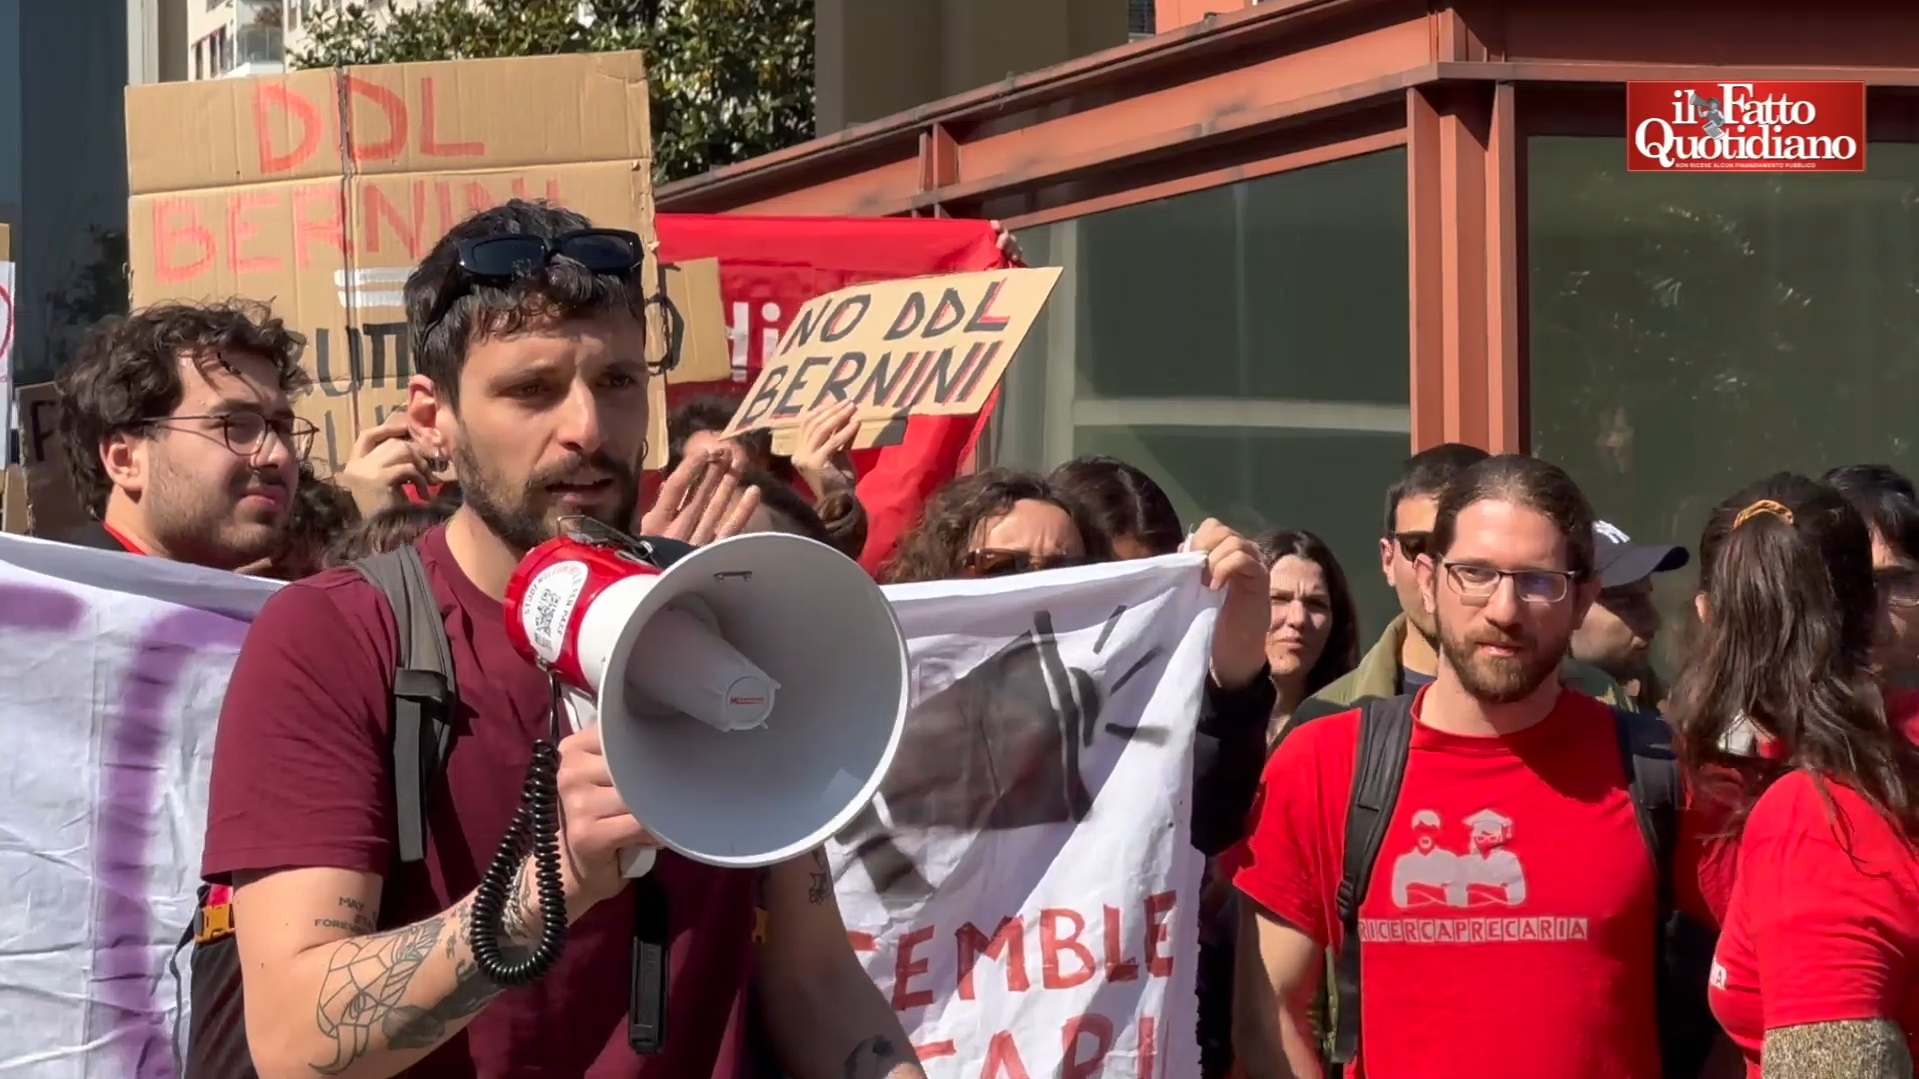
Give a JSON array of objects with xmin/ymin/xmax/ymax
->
[
  {"xmin": 1877, "ymin": 567, "xmax": 1919, "ymax": 610},
  {"xmin": 456, "ymin": 228, "xmax": 644, "ymax": 281},
  {"xmin": 1388, "ymin": 530, "xmax": 1433, "ymax": 560},
  {"xmin": 1441, "ymin": 561, "xmax": 1579, "ymax": 605},
  {"xmin": 141, "ymin": 411, "xmax": 318, "ymax": 460},
  {"xmin": 960, "ymin": 549, "xmax": 1090, "ymax": 579}
]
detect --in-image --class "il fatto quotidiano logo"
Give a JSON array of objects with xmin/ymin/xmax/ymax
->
[{"xmin": 1626, "ymin": 81, "xmax": 1866, "ymax": 173}]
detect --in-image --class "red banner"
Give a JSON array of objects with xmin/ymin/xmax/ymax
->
[{"xmin": 655, "ymin": 214, "xmax": 1008, "ymax": 573}]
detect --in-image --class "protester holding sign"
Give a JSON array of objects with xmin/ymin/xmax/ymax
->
[
  {"xmin": 201, "ymin": 201, "xmax": 922, "ymax": 1079},
  {"xmin": 52, "ymin": 300, "xmax": 312, "ymax": 569}
]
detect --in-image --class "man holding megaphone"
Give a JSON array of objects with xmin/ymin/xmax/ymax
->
[{"xmin": 201, "ymin": 201, "xmax": 926, "ymax": 1079}]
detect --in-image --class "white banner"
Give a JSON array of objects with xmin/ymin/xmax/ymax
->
[
  {"xmin": 0, "ymin": 533, "xmax": 1214, "ymax": 1078},
  {"xmin": 1, "ymin": 258, "xmax": 15, "ymax": 467}
]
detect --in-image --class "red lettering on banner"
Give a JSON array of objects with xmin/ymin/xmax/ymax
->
[
  {"xmin": 847, "ymin": 930, "xmax": 879, "ymax": 953},
  {"xmin": 1103, "ymin": 905, "xmax": 1140, "ymax": 982},
  {"xmin": 956, "ymin": 916, "xmax": 1030, "ymax": 1000},
  {"xmin": 892, "ymin": 925, "xmax": 936, "ymax": 1010},
  {"xmin": 344, "ymin": 76, "xmax": 407, "ymax": 165},
  {"xmin": 1038, "ymin": 909, "xmax": 1096, "ymax": 990},
  {"xmin": 252, "ymin": 78, "xmax": 489, "ymax": 175},
  {"xmin": 224, "ymin": 192, "xmax": 280, "ymax": 275},
  {"xmin": 148, "ymin": 176, "xmax": 564, "ymax": 286},
  {"xmin": 364, "ymin": 183, "xmax": 428, "ymax": 258},
  {"xmin": 979, "ymin": 1031, "xmax": 1032, "ymax": 1079},
  {"xmin": 420, "ymin": 78, "xmax": 484, "ymax": 157},
  {"xmin": 253, "ymin": 83, "xmax": 323, "ymax": 173},
  {"xmin": 153, "ymin": 200, "xmax": 216, "ymax": 284},
  {"xmin": 294, "ymin": 185, "xmax": 346, "ymax": 269},
  {"xmin": 1140, "ymin": 1016, "xmax": 1159, "ymax": 1079},
  {"xmin": 1060, "ymin": 1014, "xmax": 1116, "ymax": 1079},
  {"xmin": 1145, "ymin": 891, "xmax": 1176, "ymax": 977},
  {"xmin": 915, "ymin": 1040, "xmax": 958, "ymax": 1063}
]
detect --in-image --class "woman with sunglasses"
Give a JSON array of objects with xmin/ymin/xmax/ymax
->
[
  {"xmin": 1670, "ymin": 474, "xmax": 1919, "ymax": 1079},
  {"xmin": 881, "ymin": 469, "xmax": 1111, "ymax": 584}
]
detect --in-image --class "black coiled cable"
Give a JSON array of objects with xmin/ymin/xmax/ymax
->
[{"xmin": 469, "ymin": 675, "xmax": 571, "ymax": 986}]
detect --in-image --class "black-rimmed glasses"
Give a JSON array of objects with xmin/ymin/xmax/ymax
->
[
  {"xmin": 455, "ymin": 228, "xmax": 644, "ymax": 281},
  {"xmin": 1441, "ymin": 560, "xmax": 1579, "ymax": 605},
  {"xmin": 140, "ymin": 412, "xmax": 318, "ymax": 460}
]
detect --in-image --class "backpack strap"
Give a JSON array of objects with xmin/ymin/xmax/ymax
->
[
  {"xmin": 1612, "ymin": 707, "xmax": 1678, "ymax": 918},
  {"xmin": 1329, "ymin": 694, "xmax": 1417, "ymax": 1068},
  {"xmin": 353, "ymin": 546, "xmax": 459, "ymax": 865}
]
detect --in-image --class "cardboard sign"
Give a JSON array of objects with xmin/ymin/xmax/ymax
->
[
  {"xmin": 122, "ymin": 52, "xmax": 721, "ymax": 479},
  {"xmin": 723, "ymin": 267, "xmax": 1060, "ymax": 454},
  {"xmin": 14, "ymin": 382, "xmax": 90, "ymax": 542}
]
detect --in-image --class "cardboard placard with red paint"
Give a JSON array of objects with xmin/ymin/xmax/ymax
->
[
  {"xmin": 122, "ymin": 52, "xmax": 725, "ymax": 480},
  {"xmin": 721, "ymin": 267, "xmax": 1061, "ymax": 455}
]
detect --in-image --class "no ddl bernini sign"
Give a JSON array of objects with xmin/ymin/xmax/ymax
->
[{"xmin": 1626, "ymin": 81, "xmax": 1866, "ymax": 173}]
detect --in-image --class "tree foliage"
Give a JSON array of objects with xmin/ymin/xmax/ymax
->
[{"xmin": 288, "ymin": 0, "xmax": 814, "ymax": 185}]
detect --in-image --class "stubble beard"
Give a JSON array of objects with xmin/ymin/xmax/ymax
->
[{"xmin": 455, "ymin": 439, "xmax": 639, "ymax": 557}]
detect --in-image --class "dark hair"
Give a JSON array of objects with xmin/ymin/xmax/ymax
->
[
  {"xmin": 1383, "ymin": 442, "xmax": 1490, "ymax": 534},
  {"xmin": 666, "ymin": 394, "xmax": 777, "ymax": 475},
  {"xmin": 1431, "ymin": 454, "xmax": 1596, "ymax": 578},
  {"xmin": 404, "ymin": 199, "xmax": 643, "ymax": 407},
  {"xmin": 325, "ymin": 502, "xmax": 455, "ymax": 566},
  {"xmin": 1671, "ymin": 473, "xmax": 1919, "ymax": 834},
  {"xmin": 268, "ymin": 467, "xmax": 360, "ymax": 579},
  {"xmin": 1255, "ymin": 528, "xmax": 1362, "ymax": 696},
  {"xmin": 882, "ymin": 468, "xmax": 1114, "ymax": 585},
  {"xmin": 736, "ymin": 469, "xmax": 833, "ymax": 548},
  {"xmin": 1824, "ymin": 463, "xmax": 1919, "ymax": 562},
  {"xmin": 55, "ymin": 300, "xmax": 310, "ymax": 518},
  {"xmin": 1050, "ymin": 455, "xmax": 1183, "ymax": 556}
]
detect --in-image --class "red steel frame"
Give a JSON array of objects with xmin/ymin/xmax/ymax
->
[{"xmin": 658, "ymin": 0, "xmax": 1919, "ymax": 455}]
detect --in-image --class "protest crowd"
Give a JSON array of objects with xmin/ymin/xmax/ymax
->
[{"xmin": 6, "ymin": 185, "xmax": 1919, "ymax": 1079}]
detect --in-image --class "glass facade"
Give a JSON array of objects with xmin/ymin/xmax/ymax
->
[
  {"xmin": 992, "ymin": 147, "xmax": 1411, "ymax": 633},
  {"xmin": 1529, "ymin": 136, "xmax": 1919, "ymax": 665}
]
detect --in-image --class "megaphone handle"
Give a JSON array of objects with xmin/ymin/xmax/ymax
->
[
  {"xmin": 628, "ymin": 875, "xmax": 671, "ymax": 1055},
  {"xmin": 620, "ymin": 846, "xmax": 658, "ymax": 877}
]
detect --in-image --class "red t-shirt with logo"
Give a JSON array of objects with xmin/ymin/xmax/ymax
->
[
  {"xmin": 203, "ymin": 525, "xmax": 758, "ymax": 1078},
  {"xmin": 1707, "ymin": 694, "xmax": 1919, "ymax": 1075},
  {"xmin": 1233, "ymin": 687, "xmax": 1663, "ymax": 1079}
]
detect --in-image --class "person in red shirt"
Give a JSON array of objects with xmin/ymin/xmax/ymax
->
[
  {"xmin": 1668, "ymin": 473, "xmax": 1919, "ymax": 1079},
  {"xmin": 52, "ymin": 300, "xmax": 310, "ymax": 566},
  {"xmin": 1233, "ymin": 454, "xmax": 1664, "ymax": 1079},
  {"xmin": 202, "ymin": 200, "xmax": 922, "ymax": 1079}
]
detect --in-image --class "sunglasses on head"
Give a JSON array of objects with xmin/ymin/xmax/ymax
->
[
  {"xmin": 455, "ymin": 227, "xmax": 645, "ymax": 282},
  {"xmin": 960, "ymin": 548, "xmax": 1090, "ymax": 579}
]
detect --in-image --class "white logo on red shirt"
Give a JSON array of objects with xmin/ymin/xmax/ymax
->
[{"xmin": 1360, "ymin": 807, "xmax": 1590, "ymax": 944}]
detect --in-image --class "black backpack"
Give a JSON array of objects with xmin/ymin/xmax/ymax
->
[
  {"xmin": 1283, "ymin": 694, "xmax": 1720, "ymax": 1079},
  {"xmin": 174, "ymin": 547, "xmax": 459, "ymax": 1078}
]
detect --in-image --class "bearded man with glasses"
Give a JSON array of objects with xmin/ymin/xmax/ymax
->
[
  {"xmin": 53, "ymin": 300, "xmax": 313, "ymax": 569},
  {"xmin": 1289, "ymin": 443, "xmax": 1630, "ymax": 732}
]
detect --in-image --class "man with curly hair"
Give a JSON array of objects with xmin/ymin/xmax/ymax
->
[{"xmin": 54, "ymin": 300, "xmax": 313, "ymax": 569}]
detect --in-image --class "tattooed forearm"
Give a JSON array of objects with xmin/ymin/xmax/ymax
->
[
  {"xmin": 841, "ymin": 1035, "xmax": 913, "ymax": 1079},
  {"xmin": 809, "ymin": 847, "xmax": 832, "ymax": 905},
  {"xmin": 1764, "ymin": 1019, "xmax": 1913, "ymax": 1079},
  {"xmin": 307, "ymin": 868, "xmax": 542, "ymax": 1075}
]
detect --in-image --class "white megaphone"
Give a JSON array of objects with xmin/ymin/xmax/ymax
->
[{"xmin": 503, "ymin": 521, "xmax": 909, "ymax": 878}]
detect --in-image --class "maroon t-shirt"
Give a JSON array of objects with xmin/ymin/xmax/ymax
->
[{"xmin": 203, "ymin": 525, "xmax": 757, "ymax": 1078}]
